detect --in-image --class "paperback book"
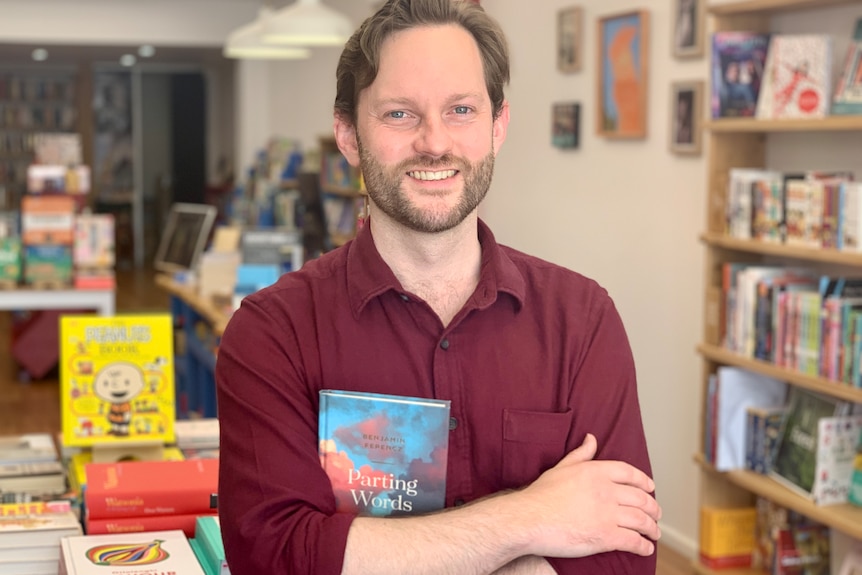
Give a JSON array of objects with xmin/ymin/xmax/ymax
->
[
  {"xmin": 59, "ymin": 314, "xmax": 176, "ymax": 447},
  {"xmin": 758, "ymin": 35, "xmax": 832, "ymax": 119},
  {"xmin": 711, "ymin": 32, "xmax": 771, "ymax": 118},
  {"xmin": 59, "ymin": 529, "xmax": 205, "ymax": 575},
  {"xmin": 318, "ymin": 390, "xmax": 451, "ymax": 516}
]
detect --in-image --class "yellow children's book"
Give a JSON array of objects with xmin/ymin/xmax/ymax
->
[{"xmin": 60, "ymin": 314, "xmax": 176, "ymax": 448}]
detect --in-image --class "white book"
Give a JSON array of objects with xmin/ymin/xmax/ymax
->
[
  {"xmin": 0, "ymin": 510, "xmax": 81, "ymax": 548},
  {"xmin": 762, "ymin": 34, "xmax": 833, "ymax": 119},
  {"xmin": 840, "ymin": 182, "xmax": 862, "ymax": 251},
  {"xmin": 0, "ymin": 434, "xmax": 59, "ymax": 465},
  {"xmin": 0, "ymin": 557, "xmax": 58, "ymax": 575},
  {"xmin": 813, "ymin": 414, "xmax": 862, "ymax": 505},
  {"xmin": 60, "ymin": 530, "xmax": 205, "ymax": 575}
]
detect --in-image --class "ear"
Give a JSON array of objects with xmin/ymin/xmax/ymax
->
[
  {"xmin": 333, "ymin": 114, "xmax": 360, "ymax": 167},
  {"xmin": 492, "ymin": 100, "xmax": 510, "ymax": 156}
]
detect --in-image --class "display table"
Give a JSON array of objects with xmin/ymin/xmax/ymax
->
[
  {"xmin": 155, "ymin": 275, "xmax": 232, "ymax": 418},
  {"xmin": 0, "ymin": 288, "xmax": 114, "ymax": 315}
]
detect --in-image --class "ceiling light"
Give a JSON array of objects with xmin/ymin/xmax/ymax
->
[
  {"xmin": 120, "ymin": 54, "xmax": 137, "ymax": 67},
  {"xmin": 263, "ymin": 0, "xmax": 353, "ymax": 47},
  {"xmin": 31, "ymin": 48, "xmax": 49, "ymax": 62},
  {"xmin": 139, "ymin": 45, "xmax": 156, "ymax": 58},
  {"xmin": 225, "ymin": 7, "xmax": 312, "ymax": 60}
]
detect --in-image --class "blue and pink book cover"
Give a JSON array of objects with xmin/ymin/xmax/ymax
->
[{"xmin": 318, "ymin": 389, "xmax": 451, "ymax": 516}]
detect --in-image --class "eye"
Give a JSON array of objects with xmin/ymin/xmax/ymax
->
[
  {"xmin": 454, "ymin": 106, "xmax": 471, "ymax": 115},
  {"xmin": 388, "ymin": 110, "xmax": 406, "ymax": 119}
]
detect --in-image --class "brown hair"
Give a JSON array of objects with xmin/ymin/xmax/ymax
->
[{"xmin": 334, "ymin": 0, "xmax": 510, "ymax": 125}]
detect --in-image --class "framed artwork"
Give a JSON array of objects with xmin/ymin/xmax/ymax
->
[
  {"xmin": 672, "ymin": 0, "xmax": 705, "ymax": 59},
  {"xmin": 669, "ymin": 80, "xmax": 703, "ymax": 155},
  {"xmin": 552, "ymin": 102, "xmax": 581, "ymax": 149},
  {"xmin": 557, "ymin": 6, "xmax": 584, "ymax": 73},
  {"xmin": 596, "ymin": 10, "xmax": 649, "ymax": 139}
]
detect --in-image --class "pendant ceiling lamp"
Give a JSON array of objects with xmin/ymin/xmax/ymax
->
[
  {"xmin": 225, "ymin": 7, "xmax": 312, "ymax": 60},
  {"xmin": 263, "ymin": 0, "xmax": 354, "ymax": 47}
]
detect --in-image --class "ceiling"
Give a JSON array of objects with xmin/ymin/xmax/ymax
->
[{"xmin": 0, "ymin": 43, "xmax": 226, "ymax": 69}]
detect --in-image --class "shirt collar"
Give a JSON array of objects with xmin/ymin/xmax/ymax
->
[{"xmin": 346, "ymin": 218, "xmax": 526, "ymax": 318}]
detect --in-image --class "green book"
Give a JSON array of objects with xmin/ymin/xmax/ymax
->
[
  {"xmin": 195, "ymin": 515, "xmax": 229, "ymax": 575},
  {"xmin": 189, "ymin": 538, "xmax": 217, "ymax": 575}
]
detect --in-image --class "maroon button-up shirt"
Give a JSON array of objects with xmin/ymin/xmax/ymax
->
[{"xmin": 216, "ymin": 219, "xmax": 656, "ymax": 574}]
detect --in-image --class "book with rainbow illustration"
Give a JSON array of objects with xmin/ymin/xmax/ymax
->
[
  {"xmin": 59, "ymin": 529, "xmax": 204, "ymax": 574},
  {"xmin": 318, "ymin": 390, "xmax": 451, "ymax": 516}
]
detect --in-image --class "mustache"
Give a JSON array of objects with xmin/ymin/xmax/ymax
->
[{"xmin": 396, "ymin": 155, "xmax": 468, "ymax": 172}]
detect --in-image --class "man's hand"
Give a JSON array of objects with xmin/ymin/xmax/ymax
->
[{"xmin": 511, "ymin": 433, "xmax": 661, "ymax": 559}]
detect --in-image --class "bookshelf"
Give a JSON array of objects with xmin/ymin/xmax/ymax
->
[
  {"xmin": 318, "ymin": 136, "xmax": 365, "ymax": 249},
  {"xmin": 697, "ymin": 0, "xmax": 862, "ymax": 573}
]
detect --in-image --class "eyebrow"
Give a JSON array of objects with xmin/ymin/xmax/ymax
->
[{"xmin": 373, "ymin": 92, "xmax": 485, "ymax": 109}]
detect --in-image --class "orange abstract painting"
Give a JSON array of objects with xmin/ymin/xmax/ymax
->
[{"xmin": 597, "ymin": 10, "xmax": 649, "ymax": 139}]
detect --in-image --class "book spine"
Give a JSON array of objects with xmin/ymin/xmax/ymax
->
[
  {"xmin": 85, "ymin": 487, "xmax": 216, "ymax": 519},
  {"xmin": 86, "ymin": 511, "xmax": 217, "ymax": 538}
]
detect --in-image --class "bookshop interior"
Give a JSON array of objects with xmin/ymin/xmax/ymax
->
[{"xmin": 2, "ymin": 0, "xmax": 862, "ymax": 573}]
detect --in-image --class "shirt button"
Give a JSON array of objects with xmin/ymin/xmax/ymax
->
[
  {"xmin": 440, "ymin": 339, "xmax": 450, "ymax": 350},
  {"xmin": 400, "ymin": 294, "xmax": 410, "ymax": 301},
  {"xmin": 449, "ymin": 417, "xmax": 458, "ymax": 430},
  {"xmin": 454, "ymin": 498, "xmax": 465, "ymax": 506}
]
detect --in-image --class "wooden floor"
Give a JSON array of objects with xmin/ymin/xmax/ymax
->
[{"xmin": 0, "ymin": 266, "xmax": 693, "ymax": 574}]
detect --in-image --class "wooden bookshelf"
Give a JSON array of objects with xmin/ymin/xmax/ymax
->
[{"xmin": 697, "ymin": 0, "xmax": 862, "ymax": 572}]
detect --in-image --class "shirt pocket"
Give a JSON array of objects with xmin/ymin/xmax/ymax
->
[{"xmin": 501, "ymin": 408, "xmax": 573, "ymax": 489}]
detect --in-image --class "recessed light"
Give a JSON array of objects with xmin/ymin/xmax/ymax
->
[
  {"xmin": 138, "ymin": 45, "xmax": 156, "ymax": 58},
  {"xmin": 31, "ymin": 48, "xmax": 49, "ymax": 62},
  {"xmin": 120, "ymin": 54, "xmax": 137, "ymax": 67}
]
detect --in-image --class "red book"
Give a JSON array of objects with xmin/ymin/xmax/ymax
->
[
  {"xmin": 86, "ymin": 511, "xmax": 218, "ymax": 538},
  {"xmin": 84, "ymin": 459, "xmax": 218, "ymax": 519}
]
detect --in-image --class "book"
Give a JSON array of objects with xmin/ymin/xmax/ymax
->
[
  {"xmin": 59, "ymin": 314, "xmax": 176, "ymax": 448},
  {"xmin": 173, "ymin": 419, "xmax": 220, "ymax": 451},
  {"xmin": 699, "ymin": 505, "xmax": 757, "ymax": 569},
  {"xmin": 87, "ymin": 511, "xmax": 217, "ymax": 538},
  {"xmin": 711, "ymin": 31, "xmax": 771, "ymax": 118},
  {"xmin": 850, "ymin": 439, "xmax": 862, "ymax": 507},
  {"xmin": 714, "ymin": 367, "xmax": 787, "ymax": 471},
  {"xmin": 770, "ymin": 387, "xmax": 852, "ymax": 498},
  {"xmin": 745, "ymin": 405, "xmax": 786, "ymax": 474},
  {"xmin": 194, "ymin": 515, "xmax": 229, "ymax": 575},
  {"xmin": 0, "ymin": 433, "xmax": 59, "ymax": 464},
  {"xmin": 84, "ymin": 459, "xmax": 218, "ymax": 519},
  {"xmin": 59, "ymin": 530, "xmax": 205, "ymax": 575},
  {"xmin": 0, "ymin": 557, "xmax": 58, "ymax": 575},
  {"xmin": 812, "ymin": 415, "xmax": 862, "ymax": 505},
  {"xmin": 0, "ymin": 461, "xmax": 66, "ymax": 496},
  {"xmin": 833, "ymin": 41, "xmax": 862, "ymax": 115},
  {"xmin": 318, "ymin": 389, "xmax": 451, "ymax": 516},
  {"xmin": 0, "ymin": 509, "xmax": 82, "ymax": 548},
  {"xmin": 772, "ymin": 523, "xmax": 831, "ymax": 574},
  {"xmin": 758, "ymin": 35, "xmax": 832, "ymax": 119}
]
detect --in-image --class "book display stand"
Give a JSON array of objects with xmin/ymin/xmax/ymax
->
[{"xmin": 90, "ymin": 440, "xmax": 164, "ymax": 464}]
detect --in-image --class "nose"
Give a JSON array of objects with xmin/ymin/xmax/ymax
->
[{"xmin": 415, "ymin": 116, "xmax": 453, "ymax": 159}]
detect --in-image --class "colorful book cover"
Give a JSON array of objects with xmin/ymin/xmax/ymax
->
[
  {"xmin": 812, "ymin": 415, "xmax": 862, "ymax": 505},
  {"xmin": 60, "ymin": 314, "xmax": 175, "ymax": 447},
  {"xmin": 84, "ymin": 459, "xmax": 218, "ymax": 519},
  {"xmin": 770, "ymin": 387, "xmax": 851, "ymax": 498},
  {"xmin": 772, "ymin": 523, "xmax": 830, "ymax": 574},
  {"xmin": 318, "ymin": 389, "xmax": 451, "ymax": 516},
  {"xmin": 711, "ymin": 32, "xmax": 770, "ymax": 118},
  {"xmin": 60, "ymin": 530, "xmax": 205, "ymax": 575}
]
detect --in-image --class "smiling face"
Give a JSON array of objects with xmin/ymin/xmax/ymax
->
[
  {"xmin": 93, "ymin": 362, "xmax": 145, "ymax": 404},
  {"xmin": 336, "ymin": 24, "xmax": 509, "ymax": 234}
]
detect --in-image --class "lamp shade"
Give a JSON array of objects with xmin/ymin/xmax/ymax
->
[
  {"xmin": 225, "ymin": 7, "xmax": 312, "ymax": 60},
  {"xmin": 263, "ymin": 0, "xmax": 354, "ymax": 47}
]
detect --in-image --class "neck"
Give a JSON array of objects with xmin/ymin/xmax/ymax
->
[{"xmin": 369, "ymin": 211, "xmax": 482, "ymax": 326}]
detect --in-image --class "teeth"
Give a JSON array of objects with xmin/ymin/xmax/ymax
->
[{"xmin": 408, "ymin": 170, "xmax": 457, "ymax": 181}]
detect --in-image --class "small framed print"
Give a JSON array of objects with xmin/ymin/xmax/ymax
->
[
  {"xmin": 672, "ymin": 0, "xmax": 705, "ymax": 59},
  {"xmin": 670, "ymin": 80, "xmax": 703, "ymax": 155},
  {"xmin": 552, "ymin": 102, "xmax": 581, "ymax": 149},
  {"xmin": 557, "ymin": 6, "xmax": 583, "ymax": 73}
]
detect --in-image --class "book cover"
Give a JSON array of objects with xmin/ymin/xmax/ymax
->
[
  {"xmin": 84, "ymin": 459, "xmax": 218, "ymax": 520},
  {"xmin": 318, "ymin": 389, "xmax": 451, "ymax": 516},
  {"xmin": 0, "ymin": 509, "xmax": 82, "ymax": 548},
  {"xmin": 812, "ymin": 415, "xmax": 862, "ymax": 505},
  {"xmin": 59, "ymin": 314, "xmax": 176, "ymax": 447},
  {"xmin": 770, "ymin": 387, "xmax": 851, "ymax": 498},
  {"xmin": 60, "ymin": 530, "xmax": 205, "ymax": 575},
  {"xmin": 761, "ymin": 35, "xmax": 833, "ymax": 119},
  {"xmin": 699, "ymin": 505, "xmax": 756, "ymax": 568},
  {"xmin": 711, "ymin": 32, "xmax": 770, "ymax": 118},
  {"xmin": 86, "ymin": 511, "xmax": 217, "ymax": 538},
  {"xmin": 773, "ymin": 523, "xmax": 830, "ymax": 574},
  {"xmin": 833, "ymin": 42, "xmax": 862, "ymax": 114}
]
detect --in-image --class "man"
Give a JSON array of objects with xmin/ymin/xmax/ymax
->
[{"xmin": 216, "ymin": 1, "xmax": 661, "ymax": 573}]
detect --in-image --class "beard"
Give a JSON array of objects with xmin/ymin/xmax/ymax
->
[{"xmin": 357, "ymin": 137, "xmax": 495, "ymax": 234}]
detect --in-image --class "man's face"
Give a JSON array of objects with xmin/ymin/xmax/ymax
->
[{"xmin": 349, "ymin": 24, "xmax": 508, "ymax": 233}]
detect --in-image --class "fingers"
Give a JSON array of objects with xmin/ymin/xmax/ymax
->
[
  {"xmin": 616, "ymin": 484, "xmax": 662, "ymax": 523},
  {"xmin": 558, "ymin": 433, "xmax": 597, "ymax": 466},
  {"xmin": 616, "ymin": 503, "xmax": 662, "ymax": 542}
]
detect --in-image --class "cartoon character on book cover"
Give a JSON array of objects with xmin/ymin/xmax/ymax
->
[
  {"xmin": 60, "ymin": 315, "xmax": 175, "ymax": 447},
  {"xmin": 318, "ymin": 390, "xmax": 450, "ymax": 517}
]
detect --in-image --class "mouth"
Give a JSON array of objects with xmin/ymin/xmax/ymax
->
[{"xmin": 406, "ymin": 169, "xmax": 458, "ymax": 182}]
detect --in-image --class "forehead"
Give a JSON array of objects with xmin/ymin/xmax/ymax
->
[{"xmin": 368, "ymin": 24, "xmax": 487, "ymax": 100}]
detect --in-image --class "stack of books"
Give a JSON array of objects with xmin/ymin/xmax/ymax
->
[
  {"xmin": 0, "ymin": 500, "xmax": 82, "ymax": 575},
  {"xmin": 83, "ymin": 459, "xmax": 218, "ymax": 537},
  {"xmin": 191, "ymin": 516, "xmax": 229, "ymax": 575},
  {"xmin": 173, "ymin": 419, "xmax": 220, "ymax": 460},
  {"xmin": 59, "ymin": 529, "xmax": 205, "ymax": 575},
  {"xmin": 0, "ymin": 433, "xmax": 66, "ymax": 500}
]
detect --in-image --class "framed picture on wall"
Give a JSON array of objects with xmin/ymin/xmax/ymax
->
[
  {"xmin": 669, "ymin": 80, "xmax": 703, "ymax": 155},
  {"xmin": 672, "ymin": 0, "xmax": 705, "ymax": 59},
  {"xmin": 596, "ymin": 10, "xmax": 649, "ymax": 139},
  {"xmin": 557, "ymin": 6, "xmax": 584, "ymax": 73},
  {"xmin": 552, "ymin": 102, "xmax": 581, "ymax": 149}
]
